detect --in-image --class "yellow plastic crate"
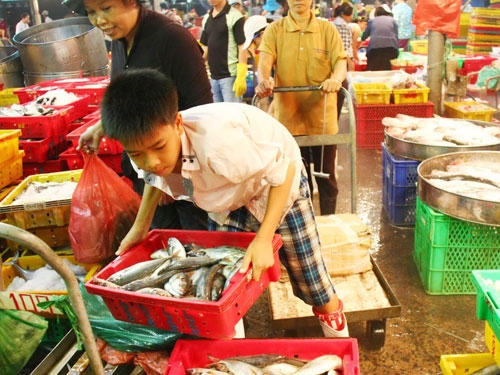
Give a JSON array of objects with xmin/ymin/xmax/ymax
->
[
  {"xmin": 440, "ymin": 352, "xmax": 497, "ymax": 375},
  {"xmin": 352, "ymin": 82, "xmax": 392, "ymax": 105},
  {"xmin": 6, "ymin": 225, "xmax": 71, "ymax": 250},
  {"xmin": 0, "ymin": 252, "xmax": 101, "ymax": 317},
  {"xmin": 0, "ymin": 150, "xmax": 24, "ymax": 190},
  {"xmin": 409, "ymin": 40, "xmax": 428, "ymax": 54},
  {"xmin": 0, "ymin": 169, "xmax": 82, "ymax": 229},
  {"xmin": 0, "ymin": 129, "xmax": 21, "ymax": 164},
  {"xmin": 0, "ymin": 88, "xmax": 21, "ymax": 107},
  {"xmin": 444, "ymin": 101, "xmax": 497, "ymax": 122},
  {"xmin": 392, "ymin": 83, "xmax": 430, "ymax": 104},
  {"xmin": 484, "ymin": 321, "xmax": 500, "ymax": 367}
]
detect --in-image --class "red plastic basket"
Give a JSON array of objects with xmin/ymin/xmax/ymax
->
[
  {"xmin": 14, "ymin": 81, "xmax": 73, "ymax": 104},
  {"xmin": 0, "ymin": 108, "xmax": 71, "ymax": 138},
  {"xmin": 59, "ymin": 146, "xmax": 123, "ymax": 174},
  {"xmin": 354, "ymin": 102, "xmax": 435, "ymax": 149},
  {"xmin": 85, "ymin": 229, "xmax": 283, "ymax": 340},
  {"xmin": 49, "ymin": 95, "xmax": 91, "ymax": 124},
  {"xmin": 22, "ymin": 159, "xmax": 66, "ymax": 177},
  {"xmin": 66, "ymin": 118, "xmax": 123, "ymax": 155},
  {"xmin": 63, "ymin": 77, "xmax": 110, "ymax": 105},
  {"xmin": 166, "ymin": 338, "xmax": 360, "ymax": 375},
  {"xmin": 19, "ymin": 135, "xmax": 68, "ymax": 163}
]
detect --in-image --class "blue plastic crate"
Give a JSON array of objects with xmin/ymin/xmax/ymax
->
[{"xmin": 381, "ymin": 143, "xmax": 420, "ymax": 226}]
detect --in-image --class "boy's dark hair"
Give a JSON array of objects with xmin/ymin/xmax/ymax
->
[{"xmin": 101, "ymin": 69, "xmax": 179, "ymax": 144}]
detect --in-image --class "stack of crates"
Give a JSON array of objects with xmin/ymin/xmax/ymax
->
[
  {"xmin": 0, "ymin": 169, "xmax": 82, "ymax": 249},
  {"xmin": 414, "ymin": 197, "xmax": 500, "ymax": 295},
  {"xmin": 381, "ymin": 143, "xmax": 420, "ymax": 226},
  {"xmin": 466, "ymin": 7, "xmax": 500, "ymax": 55},
  {"xmin": 8, "ymin": 78, "xmax": 110, "ymax": 176},
  {"xmin": 0, "ymin": 129, "xmax": 24, "ymax": 190}
]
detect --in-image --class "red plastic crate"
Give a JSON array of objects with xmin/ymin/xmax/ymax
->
[
  {"xmin": 62, "ymin": 77, "xmax": 110, "ymax": 105},
  {"xmin": 85, "ymin": 230, "xmax": 283, "ymax": 340},
  {"xmin": 59, "ymin": 146, "xmax": 122, "ymax": 174},
  {"xmin": 354, "ymin": 102, "xmax": 435, "ymax": 149},
  {"xmin": 166, "ymin": 338, "xmax": 360, "ymax": 375},
  {"xmin": 19, "ymin": 135, "xmax": 68, "ymax": 163},
  {"xmin": 66, "ymin": 118, "xmax": 123, "ymax": 155},
  {"xmin": 0, "ymin": 108, "xmax": 70, "ymax": 138},
  {"xmin": 49, "ymin": 95, "xmax": 91, "ymax": 124},
  {"xmin": 22, "ymin": 159, "xmax": 66, "ymax": 177},
  {"xmin": 14, "ymin": 81, "xmax": 73, "ymax": 104}
]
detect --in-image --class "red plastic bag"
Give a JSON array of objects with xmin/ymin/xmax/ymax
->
[
  {"xmin": 413, "ymin": 0, "xmax": 461, "ymax": 38},
  {"xmin": 69, "ymin": 153, "xmax": 141, "ymax": 263},
  {"xmin": 134, "ymin": 351, "xmax": 170, "ymax": 375}
]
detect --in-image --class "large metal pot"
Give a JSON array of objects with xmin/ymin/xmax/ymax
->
[
  {"xmin": 0, "ymin": 46, "xmax": 24, "ymax": 88},
  {"xmin": 12, "ymin": 17, "xmax": 109, "ymax": 85}
]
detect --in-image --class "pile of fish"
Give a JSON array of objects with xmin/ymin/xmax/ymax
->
[
  {"xmin": 34, "ymin": 89, "xmax": 79, "ymax": 106},
  {"xmin": 92, "ymin": 237, "xmax": 246, "ymax": 301},
  {"xmin": 0, "ymin": 103, "xmax": 56, "ymax": 117},
  {"xmin": 383, "ymin": 114, "xmax": 500, "ymax": 146},
  {"xmin": 423, "ymin": 159, "xmax": 500, "ymax": 202},
  {"xmin": 187, "ymin": 353, "xmax": 343, "ymax": 375}
]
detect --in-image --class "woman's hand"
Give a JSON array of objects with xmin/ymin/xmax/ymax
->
[
  {"xmin": 239, "ymin": 236, "xmax": 275, "ymax": 282},
  {"xmin": 77, "ymin": 120, "xmax": 105, "ymax": 154}
]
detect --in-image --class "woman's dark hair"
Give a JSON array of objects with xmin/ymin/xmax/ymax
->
[
  {"xmin": 101, "ymin": 69, "xmax": 179, "ymax": 144},
  {"xmin": 375, "ymin": 6, "xmax": 392, "ymax": 17}
]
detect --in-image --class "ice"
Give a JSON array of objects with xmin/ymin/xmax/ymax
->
[{"xmin": 13, "ymin": 181, "xmax": 77, "ymax": 205}]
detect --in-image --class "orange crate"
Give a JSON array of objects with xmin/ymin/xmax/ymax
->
[
  {"xmin": 444, "ymin": 101, "xmax": 496, "ymax": 122},
  {"xmin": 0, "ymin": 129, "xmax": 21, "ymax": 164},
  {"xmin": 0, "ymin": 150, "xmax": 24, "ymax": 189}
]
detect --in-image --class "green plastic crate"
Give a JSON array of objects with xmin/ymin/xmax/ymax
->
[
  {"xmin": 472, "ymin": 270, "xmax": 500, "ymax": 339},
  {"xmin": 413, "ymin": 198, "xmax": 500, "ymax": 295}
]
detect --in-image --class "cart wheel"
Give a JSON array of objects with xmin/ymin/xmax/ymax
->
[{"xmin": 366, "ymin": 319, "xmax": 386, "ymax": 350}]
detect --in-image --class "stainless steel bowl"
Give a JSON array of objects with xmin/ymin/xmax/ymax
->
[
  {"xmin": 385, "ymin": 119, "xmax": 500, "ymax": 161},
  {"xmin": 417, "ymin": 151, "xmax": 500, "ymax": 226}
]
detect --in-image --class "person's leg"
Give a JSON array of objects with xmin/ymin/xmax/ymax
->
[
  {"xmin": 278, "ymin": 168, "xmax": 348, "ymax": 337},
  {"xmin": 219, "ymin": 76, "xmax": 242, "ymax": 103},
  {"xmin": 312, "ymin": 145, "xmax": 338, "ymax": 215},
  {"xmin": 299, "ymin": 146, "xmax": 315, "ymax": 204},
  {"xmin": 210, "ymin": 78, "xmax": 224, "ymax": 103}
]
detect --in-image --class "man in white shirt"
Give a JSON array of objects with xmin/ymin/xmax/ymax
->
[{"xmin": 15, "ymin": 13, "xmax": 30, "ymax": 35}]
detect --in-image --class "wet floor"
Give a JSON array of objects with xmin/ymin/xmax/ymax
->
[{"xmin": 243, "ymin": 113, "xmax": 489, "ymax": 374}]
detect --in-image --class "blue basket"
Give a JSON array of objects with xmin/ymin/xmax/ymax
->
[{"xmin": 381, "ymin": 143, "xmax": 420, "ymax": 226}]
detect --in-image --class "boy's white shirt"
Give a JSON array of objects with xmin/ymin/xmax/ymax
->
[{"xmin": 131, "ymin": 102, "xmax": 303, "ymax": 225}]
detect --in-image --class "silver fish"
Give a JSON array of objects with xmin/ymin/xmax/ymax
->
[
  {"xmin": 188, "ymin": 246, "xmax": 246, "ymax": 265},
  {"xmin": 216, "ymin": 354, "xmax": 286, "ymax": 368},
  {"xmin": 91, "ymin": 277, "xmax": 122, "ymax": 289},
  {"xmin": 152, "ymin": 256, "xmax": 218, "ymax": 277},
  {"xmin": 167, "ymin": 237, "xmax": 187, "ymax": 258},
  {"xmin": 210, "ymin": 272, "xmax": 226, "ymax": 301},
  {"xmin": 107, "ymin": 258, "xmax": 168, "ymax": 286},
  {"xmin": 196, "ymin": 263, "xmax": 224, "ymax": 300},
  {"xmin": 187, "ymin": 369, "xmax": 228, "ymax": 375},
  {"xmin": 120, "ymin": 269, "xmax": 178, "ymax": 291},
  {"xmin": 262, "ymin": 362, "xmax": 299, "ymax": 375},
  {"xmin": 135, "ymin": 287, "xmax": 173, "ymax": 297},
  {"xmin": 212, "ymin": 359, "xmax": 263, "ymax": 375},
  {"xmin": 4, "ymin": 251, "xmax": 38, "ymax": 280},
  {"xmin": 164, "ymin": 272, "xmax": 191, "ymax": 297},
  {"xmin": 150, "ymin": 249, "xmax": 171, "ymax": 259},
  {"xmin": 292, "ymin": 355, "xmax": 343, "ymax": 375}
]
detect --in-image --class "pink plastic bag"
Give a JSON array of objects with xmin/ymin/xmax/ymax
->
[
  {"xmin": 413, "ymin": 0, "xmax": 461, "ymax": 38},
  {"xmin": 69, "ymin": 153, "xmax": 141, "ymax": 263}
]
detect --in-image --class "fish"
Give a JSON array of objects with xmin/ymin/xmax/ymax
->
[
  {"xmin": 3, "ymin": 251, "xmax": 38, "ymax": 280},
  {"xmin": 213, "ymin": 354, "xmax": 286, "ymax": 368},
  {"xmin": 212, "ymin": 359, "xmax": 264, "ymax": 375},
  {"xmin": 187, "ymin": 369, "xmax": 229, "ymax": 375},
  {"xmin": 210, "ymin": 272, "xmax": 226, "ymax": 301},
  {"xmin": 107, "ymin": 258, "xmax": 168, "ymax": 286},
  {"xmin": 262, "ymin": 362, "xmax": 300, "ymax": 375},
  {"xmin": 92, "ymin": 277, "xmax": 122, "ymax": 289},
  {"xmin": 135, "ymin": 287, "xmax": 173, "ymax": 297},
  {"xmin": 292, "ymin": 355, "xmax": 343, "ymax": 375},
  {"xmin": 188, "ymin": 246, "xmax": 246, "ymax": 265},
  {"xmin": 167, "ymin": 237, "xmax": 187, "ymax": 258},
  {"xmin": 164, "ymin": 272, "xmax": 191, "ymax": 297},
  {"xmin": 196, "ymin": 263, "xmax": 225, "ymax": 300},
  {"xmin": 152, "ymin": 256, "xmax": 219, "ymax": 277},
  {"xmin": 150, "ymin": 249, "xmax": 171, "ymax": 259}
]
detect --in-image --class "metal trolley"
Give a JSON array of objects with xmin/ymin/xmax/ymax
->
[
  {"xmin": 256, "ymin": 86, "xmax": 401, "ymax": 349},
  {"xmin": 253, "ymin": 85, "xmax": 358, "ymax": 214}
]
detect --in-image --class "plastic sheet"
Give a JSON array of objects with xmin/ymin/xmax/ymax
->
[{"xmin": 413, "ymin": 0, "xmax": 462, "ymax": 38}]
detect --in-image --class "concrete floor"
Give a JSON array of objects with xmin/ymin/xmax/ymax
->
[{"xmin": 243, "ymin": 115, "xmax": 490, "ymax": 374}]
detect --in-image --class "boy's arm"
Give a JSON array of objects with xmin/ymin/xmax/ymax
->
[
  {"xmin": 240, "ymin": 161, "xmax": 296, "ymax": 281},
  {"xmin": 115, "ymin": 184, "xmax": 163, "ymax": 255}
]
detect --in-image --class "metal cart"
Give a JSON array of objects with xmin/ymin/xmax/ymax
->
[{"xmin": 255, "ymin": 86, "xmax": 401, "ymax": 349}]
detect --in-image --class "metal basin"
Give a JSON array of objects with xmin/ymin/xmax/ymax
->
[
  {"xmin": 385, "ymin": 119, "xmax": 500, "ymax": 161},
  {"xmin": 0, "ymin": 46, "xmax": 24, "ymax": 88},
  {"xmin": 418, "ymin": 151, "xmax": 500, "ymax": 226},
  {"xmin": 12, "ymin": 17, "xmax": 108, "ymax": 81}
]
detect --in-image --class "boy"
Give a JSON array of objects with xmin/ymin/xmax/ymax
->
[{"xmin": 97, "ymin": 68, "xmax": 349, "ymax": 338}]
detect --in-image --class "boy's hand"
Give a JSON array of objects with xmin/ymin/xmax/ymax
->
[
  {"xmin": 116, "ymin": 223, "xmax": 149, "ymax": 256},
  {"xmin": 239, "ymin": 237, "xmax": 275, "ymax": 282},
  {"xmin": 77, "ymin": 120, "xmax": 105, "ymax": 154}
]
